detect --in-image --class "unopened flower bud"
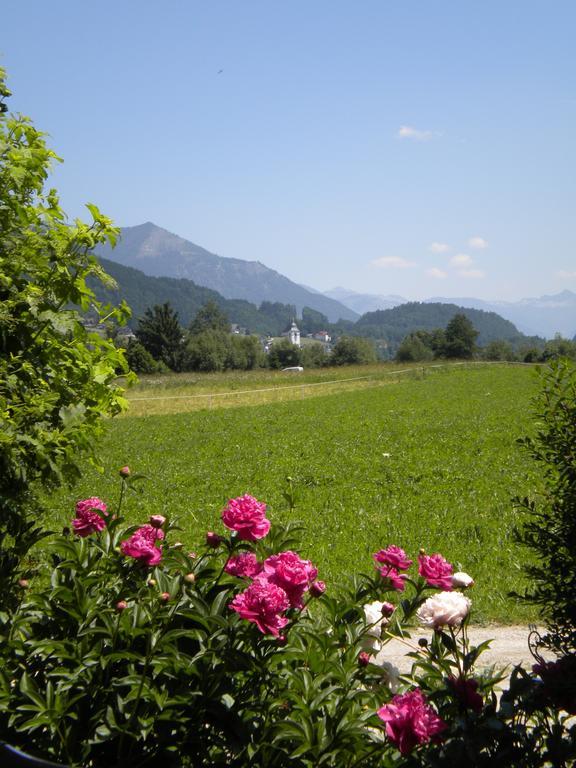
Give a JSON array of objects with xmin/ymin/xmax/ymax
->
[
  {"xmin": 184, "ymin": 572, "xmax": 196, "ymax": 584},
  {"xmin": 451, "ymin": 571, "xmax": 474, "ymax": 589},
  {"xmin": 17, "ymin": 579, "xmax": 29, "ymax": 589},
  {"xmin": 418, "ymin": 637, "xmax": 429, "ymax": 648},
  {"xmin": 277, "ymin": 635, "xmax": 288, "ymax": 646},
  {"xmin": 309, "ymin": 580, "xmax": 326, "ymax": 598},
  {"xmin": 149, "ymin": 514, "xmax": 166, "ymax": 529},
  {"xmin": 119, "ymin": 466, "xmax": 131, "ymax": 477},
  {"xmin": 116, "ymin": 600, "xmax": 128, "ymax": 612},
  {"xmin": 62, "ymin": 526, "xmax": 71, "ymax": 537},
  {"xmin": 381, "ymin": 602, "xmax": 395, "ymax": 618},
  {"xmin": 358, "ymin": 651, "xmax": 371, "ymax": 667},
  {"xmin": 206, "ymin": 531, "xmax": 223, "ymax": 548},
  {"xmin": 147, "ymin": 578, "xmax": 157, "ymax": 587},
  {"xmin": 160, "ymin": 592, "xmax": 170, "ymax": 602}
]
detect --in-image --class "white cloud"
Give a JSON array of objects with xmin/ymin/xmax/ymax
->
[
  {"xmin": 397, "ymin": 125, "xmax": 433, "ymax": 141},
  {"xmin": 426, "ymin": 267, "xmax": 448, "ymax": 279},
  {"xmin": 429, "ymin": 242, "xmax": 450, "ymax": 253},
  {"xmin": 458, "ymin": 269, "xmax": 485, "ymax": 279},
  {"xmin": 468, "ymin": 236, "xmax": 488, "ymax": 249},
  {"xmin": 371, "ymin": 256, "xmax": 416, "ymax": 269},
  {"xmin": 557, "ymin": 270, "xmax": 576, "ymax": 278},
  {"xmin": 450, "ymin": 253, "xmax": 473, "ymax": 267}
]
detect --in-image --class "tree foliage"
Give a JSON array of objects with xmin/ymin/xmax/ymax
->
[
  {"xmin": 330, "ymin": 336, "xmax": 377, "ymax": 366},
  {"xmin": 515, "ymin": 359, "xmax": 576, "ymax": 656},
  {"xmin": 443, "ymin": 313, "xmax": 479, "ymax": 359},
  {"xmin": 268, "ymin": 338, "xmax": 302, "ymax": 369},
  {"xmin": 0, "ymin": 67, "xmax": 130, "ymax": 496},
  {"xmin": 135, "ymin": 302, "xmax": 184, "ymax": 370},
  {"xmin": 189, "ymin": 300, "xmax": 230, "ymax": 335}
]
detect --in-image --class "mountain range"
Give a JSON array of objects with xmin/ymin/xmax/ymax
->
[
  {"xmin": 96, "ymin": 222, "xmax": 575, "ymax": 340},
  {"xmin": 95, "ymin": 223, "xmax": 358, "ymax": 323},
  {"xmin": 323, "ymin": 288, "xmax": 576, "ymax": 339}
]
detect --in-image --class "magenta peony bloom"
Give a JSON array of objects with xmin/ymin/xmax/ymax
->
[
  {"xmin": 378, "ymin": 566, "xmax": 407, "ymax": 592},
  {"xmin": 260, "ymin": 551, "xmax": 318, "ymax": 607},
  {"xmin": 374, "ymin": 545, "xmax": 413, "ymax": 571},
  {"xmin": 225, "ymin": 552, "xmax": 262, "ymax": 579},
  {"xmin": 221, "ymin": 494, "xmax": 271, "ymax": 541},
  {"xmin": 72, "ymin": 497, "xmax": 108, "ymax": 537},
  {"xmin": 418, "ymin": 553, "xmax": 453, "ymax": 590},
  {"xmin": 309, "ymin": 580, "xmax": 326, "ymax": 598},
  {"xmin": 121, "ymin": 524, "xmax": 164, "ymax": 566},
  {"xmin": 229, "ymin": 579, "xmax": 290, "ymax": 636},
  {"xmin": 447, "ymin": 676, "xmax": 483, "ymax": 714},
  {"xmin": 377, "ymin": 688, "xmax": 447, "ymax": 755}
]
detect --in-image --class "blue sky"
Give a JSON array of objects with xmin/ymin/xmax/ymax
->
[{"xmin": 2, "ymin": 1, "xmax": 575, "ymax": 301}]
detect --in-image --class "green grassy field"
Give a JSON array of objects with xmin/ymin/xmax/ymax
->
[{"xmin": 47, "ymin": 364, "xmax": 542, "ymax": 624}]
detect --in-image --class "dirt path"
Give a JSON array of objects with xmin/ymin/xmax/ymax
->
[{"xmin": 378, "ymin": 625, "xmax": 554, "ymax": 677}]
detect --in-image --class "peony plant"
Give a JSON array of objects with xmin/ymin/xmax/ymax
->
[{"xmin": 0, "ymin": 471, "xmax": 573, "ymax": 767}]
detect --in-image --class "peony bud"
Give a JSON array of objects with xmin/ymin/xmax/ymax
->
[
  {"xmin": 277, "ymin": 635, "xmax": 288, "ymax": 646},
  {"xmin": 17, "ymin": 579, "xmax": 29, "ymax": 589},
  {"xmin": 309, "ymin": 580, "xmax": 326, "ymax": 598},
  {"xmin": 149, "ymin": 514, "xmax": 166, "ymax": 529},
  {"xmin": 358, "ymin": 651, "xmax": 371, "ymax": 667},
  {"xmin": 147, "ymin": 578, "xmax": 157, "ymax": 587},
  {"xmin": 184, "ymin": 572, "xmax": 196, "ymax": 584},
  {"xmin": 206, "ymin": 531, "xmax": 223, "ymax": 548},
  {"xmin": 119, "ymin": 466, "xmax": 131, "ymax": 477},
  {"xmin": 381, "ymin": 601, "xmax": 395, "ymax": 618},
  {"xmin": 418, "ymin": 637, "xmax": 429, "ymax": 648},
  {"xmin": 115, "ymin": 600, "xmax": 128, "ymax": 612},
  {"xmin": 160, "ymin": 592, "xmax": 171, "ymax": 602},
  {"xmin": 451, "ymin": 571, "xmax": 474, "ymax": 589}
]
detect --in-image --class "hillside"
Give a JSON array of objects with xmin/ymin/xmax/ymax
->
[
  {"xmin": 93, "ymin": 258, "xmax": 300, "ymax": 336},
  {"xmin": 354, "ymin": 302, "xmax": 541, "ymax": 349},
  {"xmin": 95, "ymin": 223, "xmax": 358, "ymax": 323}
]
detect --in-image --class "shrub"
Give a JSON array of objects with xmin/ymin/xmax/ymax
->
[{"xmin": 0, "ymin": 474, "xmax": 510, "ymax": 768}]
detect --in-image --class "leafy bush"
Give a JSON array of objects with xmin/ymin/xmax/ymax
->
[
  {"xmin": 515, "ymin": 359, "xmax": 576, "ymax": 655},
  {"xmin": 0, "ymin": 474, "xmax": 514, "ymax": 768},
  {"xmin": 0, "ymin": 67, "xmax": 131, "ymax": 604}
]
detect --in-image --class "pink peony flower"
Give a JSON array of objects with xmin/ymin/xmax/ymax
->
[
  {"xmin": 260, "ymin": 551, "xmax": 318, "ymax": 608},
  {"xmin": 377, "ymin": 688, "xmax": 447, "ymax": 755},
  {"xmin": 229, "ymin": 579, "xmax": 290, "ymax": 636},
  {"xmin": 418, "ymin": 553, "xmax": 453, "ymax": 590},
  {"xmin": 381, "ymin": 601, "xmax": 395, "ymax": 618},
  {"xmin": 309, "ymin": 580, "xmax": 326, "ymax": 598},
  {"xmin": 225, "ymin": 552, "xmax": 262, "ymax": 579},
  {"xmin": 221, "ymin": 494, "xmax": 271, "ymax": 541},
  {"xmin": 121, "ymin": 524, "xmax": 164, "ymax": 566},
  {"xmin": 416, "ymin": 591, "xmax": 471, "ymax": 629},
  {"xmin": 358, "ymin": 651, "xmax": 371, "ymax": 667},
  {"xmin": 447, "ymin": 676, "xmax": 483, "ymax": 713},
  {"xmin": 374, "ymin": 545, "xmax": 413, "ymax": 571},
  {"xmin": 378, "ymin": 566, "xmax": 407, "ymax": 592},
  {"xmin": 72, "ymin": 497, "xmax": 108, "ymax": 537}
]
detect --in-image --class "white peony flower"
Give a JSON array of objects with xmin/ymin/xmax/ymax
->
[
  {"xmin": 416, "ymin": 591, "xmax": 471, "ymax": 629},
  {"xmin": 452, "ymin": 571, "xmax": 474, "ymax": 589},
  {"xmin": 363, "ymin": 601, "xmax": 386, "ymax": 637},
  {"xmin": 378, "ymin": 660, "xmax": 401, "ymax": 692}
]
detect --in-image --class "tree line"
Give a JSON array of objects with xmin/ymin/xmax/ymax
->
[{"xmin": 123, "ymin": 301, "xmax": 379, "ymax": 373}]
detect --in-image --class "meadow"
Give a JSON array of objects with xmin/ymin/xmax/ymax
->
[{"xmin": 47, "ymin": 363, "xmax": 542, "ymax": 624}]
